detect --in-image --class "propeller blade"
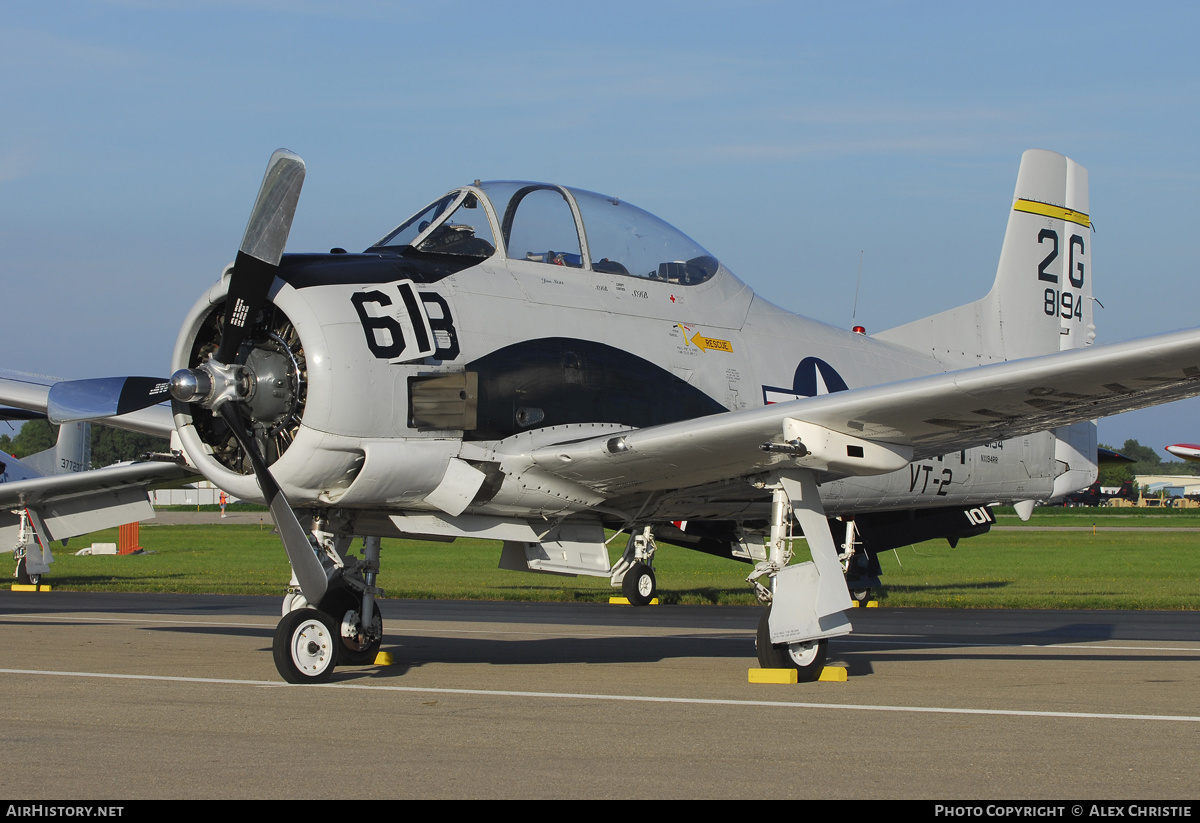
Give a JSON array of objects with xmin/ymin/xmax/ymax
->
[
  {"xmin": 0, "ymin": 408, "xmax": 46, "ymax": 422},
  {"xmin": 48, "ymin": 377, "xmax": 171, "ymax": 424},
  {"xmin": 240, "ymin": 149, "xmax": 307, "ymax": 266},
  {"xmin": 215, "ymin": 149, "xmax": 306, "ymax": 365},
  {"xmin": 216, "ymin": 403, "xmax": 328, "ymax": 605}
]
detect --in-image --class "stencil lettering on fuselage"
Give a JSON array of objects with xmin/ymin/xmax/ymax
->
[{"xmin": 761, "ymin": 357, "xmax": 849, "ymax": 404}]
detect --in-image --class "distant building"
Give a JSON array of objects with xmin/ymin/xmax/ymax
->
[
  {"xmin": 150, "ymin": 480, "xmax": 238, "ymax": 506},
  {"xmin": 1135, "ymin": 474, "xmax": 1200, "ymax": 498}
]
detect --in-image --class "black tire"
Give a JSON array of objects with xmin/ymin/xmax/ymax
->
[
  {"xmin": 755, "ymin": 607, "xmax": 828, "ymax": 681},
  {"xmin": 622, "ymin": 562, "xmax": 656, "ymax": 606},
  {"xmin": 850, "ymin": 587, "xmax": 871, "ymax": 602},
  {"xmin": 318, "ymin": 588, "xmax": 382, "ymax": 667},
  {"xmin": 14, "ymin": 557, "xmax": 40, "ymax": 587},
  {"xmin": 273, "ymin": 607, "xmax": 339, "ymax": 684}
]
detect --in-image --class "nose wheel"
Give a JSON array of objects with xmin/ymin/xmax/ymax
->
[
  {"xmin": 273, "ymin": 607, "xmax": 339, "ymax": 683},
  {"xmin": 612, "ymin": 527, "xmax": 659, "ymax": 606},
  {"xmin": 850, "ymin": 587, "xmax": 871, "ymax": 602}
]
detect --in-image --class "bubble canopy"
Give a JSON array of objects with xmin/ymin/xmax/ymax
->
[{"xmin": 370, "ymin": 182, "xmax": 721, "ymax": 285}]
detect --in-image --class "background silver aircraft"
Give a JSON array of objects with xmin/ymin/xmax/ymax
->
[
  {"xmin": 8, "ymin": 148, "xmax": 1200, "ymax": 683},
  {"xmin": 0, "ymin": 387, "xmax": 193, "ymax": 585}
]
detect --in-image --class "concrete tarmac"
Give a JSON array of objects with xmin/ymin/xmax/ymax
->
[{"xmin": 1, "ymin": 591, "xmax": 1197, "ymax": 799}]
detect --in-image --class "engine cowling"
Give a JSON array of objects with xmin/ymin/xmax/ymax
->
[{"xmin": 170, "ymin": 271, "xmax": 363, "ymax": 505}]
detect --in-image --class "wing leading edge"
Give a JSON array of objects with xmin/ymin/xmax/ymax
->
[
  {"xmin": 0, "ymin": 461, "xmax": 197, "ymax": 511},
  {"xmin": 520, "ymin": 327, "xmax": 1200, "ymax": 497}
]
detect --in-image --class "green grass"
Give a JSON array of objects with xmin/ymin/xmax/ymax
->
[
  {"xmin": 876, "ymin": 529, "xmax": 1200, "ymax": 609},
  {"xmin": 994, "ymin": 505, "xmax": 1200, "ymax": 525},
  {"xmin": 27, "ymin": 519, "xmax": 1200, "ymax": 610},
  {"xmin": 47, "ymin": 525, "xmax": 293, "ymax": 596},
  {"xmin": 37, "ymin": 525, "xmax": 754, "ymax": 604}
]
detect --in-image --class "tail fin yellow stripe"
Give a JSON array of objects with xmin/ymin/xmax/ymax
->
[{"xmin": 1013, "ymin": 198, "xmax": 1091, "ymax": 228}]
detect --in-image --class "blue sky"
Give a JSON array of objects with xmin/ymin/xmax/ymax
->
[{"xmin": 3, "ymin": 1, "xmax": 1198, "ymax": 454}]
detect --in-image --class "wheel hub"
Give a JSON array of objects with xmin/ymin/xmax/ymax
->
[
  {"xmin": 290, "ymin": 618, "xmax": 332, "ymax": 675},
  {"xmin": 637, "ymin": 574, "xmax": 654, "ymax": 598},
  {"xmin": 786, "ymin": 640, "xmax": 820, "ymax": 667}
]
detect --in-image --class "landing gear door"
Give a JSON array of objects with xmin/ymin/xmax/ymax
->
[{"xmin": 769, "ymin": 563, "xmax": 854, "ymax": 644}]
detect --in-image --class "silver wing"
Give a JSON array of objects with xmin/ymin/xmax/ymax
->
[
  {"xmin": 0, "ymin": 371, "xmax": 195, "ymax": 577},
  {"xmin": 518, "ymin": 327, "xmax": 1200, "ymax": 496}
]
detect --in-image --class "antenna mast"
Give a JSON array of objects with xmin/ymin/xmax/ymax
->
[{"xmin": 851, "ymin": 250, "xmax": 864, "ymax": 328}]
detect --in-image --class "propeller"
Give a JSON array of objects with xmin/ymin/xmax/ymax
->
[
  {"xmin": 180, "ymin": 149, "xmax": 326, "ymax": 603},
  {"xmin": 47, "ymin": 150, "xmax": 307, "ymax": 422},
  {"xmin": 46, "ymin": 149, "xmax": 328, "ymax": 605},
  {"xmin": 215, "ymin": 149, "xmax": 306, "ymax": 366}
]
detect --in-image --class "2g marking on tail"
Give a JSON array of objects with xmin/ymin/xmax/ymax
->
[{"xmin": 1037, "ymin": 228, "xmax": 1086, "ymax": 321}]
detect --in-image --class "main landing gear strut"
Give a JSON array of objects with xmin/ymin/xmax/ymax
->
[
  {"xmin": 10, "ymin": 509, "xmax": 50, "ymax": 587},
  {"xmin": 747, "ymin": 471, "xmax": 853, "ymax": 681}
]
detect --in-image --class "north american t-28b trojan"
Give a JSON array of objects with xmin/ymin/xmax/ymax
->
[{"xmin": 21, "ymin": 148, "xmax": 1200, "ymax": 683}]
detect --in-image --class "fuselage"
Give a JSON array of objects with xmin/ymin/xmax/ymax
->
[
  {"xmin": 0, "ymin": 453, "xmax": 43, "ymax": 486},
  {"xmin": 170, "ymin": 182, "xmax": 1066, "ymax": 526}
]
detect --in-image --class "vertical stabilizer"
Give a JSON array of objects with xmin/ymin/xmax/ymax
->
[
  {"xmin": 875, "ymin": 149, "xmax": 1094, "ymax": 365},
  {"xmin": 22, "ymin": 421, "xmax": 92, "ymax": 476},
  {"xmin": 875, "ymin": 149, "xmax": 1098, "ymax": 499},
  {"xmin": 995, "ymin": 152, "xmax": 1098, "ymax": 497},
  {"xmin": 993, "ymin": 149, "xmax": 1093, "ymax": 358}
]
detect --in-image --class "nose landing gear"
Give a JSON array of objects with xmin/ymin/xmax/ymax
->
[
  {"xmin": 274, "ymin": 528, "xmax": 384, "ymax": 683},
  {"xmin": 622, "ymin": 562, "xmax": 657, "ymax": 606}
]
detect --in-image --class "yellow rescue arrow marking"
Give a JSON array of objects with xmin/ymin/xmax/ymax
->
[{"xmin": 689, "ymin": 332, "xmax": 734, "ymax": 353}]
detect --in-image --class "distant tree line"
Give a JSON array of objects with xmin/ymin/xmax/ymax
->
[
  {"xmin": 0, "ymin": 420, "xmax": 169, "ymax": 468},
  {"xmin": 1098, "ymin": 438, "xmax": 1195, "ymax": 486}
]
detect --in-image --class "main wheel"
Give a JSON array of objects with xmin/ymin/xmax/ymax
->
[
  {"xmin": 14, "ymin": 557, "xmax": 40, "ymax": 587},
  {"xmin": 755, "ymin": 607, "xmax": 828, "ymax": 681},
  {"xmin": 622, "ymin": 562, "xmax": 656, "ymax": 606},
  {"xmin": 318, "ymin": 588, "xmax": 383, "ymax": 666},
  {"xmin": 850, "ymin": 587, "xmax": 871, "ymax": 602},
  {"xmin": 273, "ymin": 607, "xmax": 339, "ymax": 683}
]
